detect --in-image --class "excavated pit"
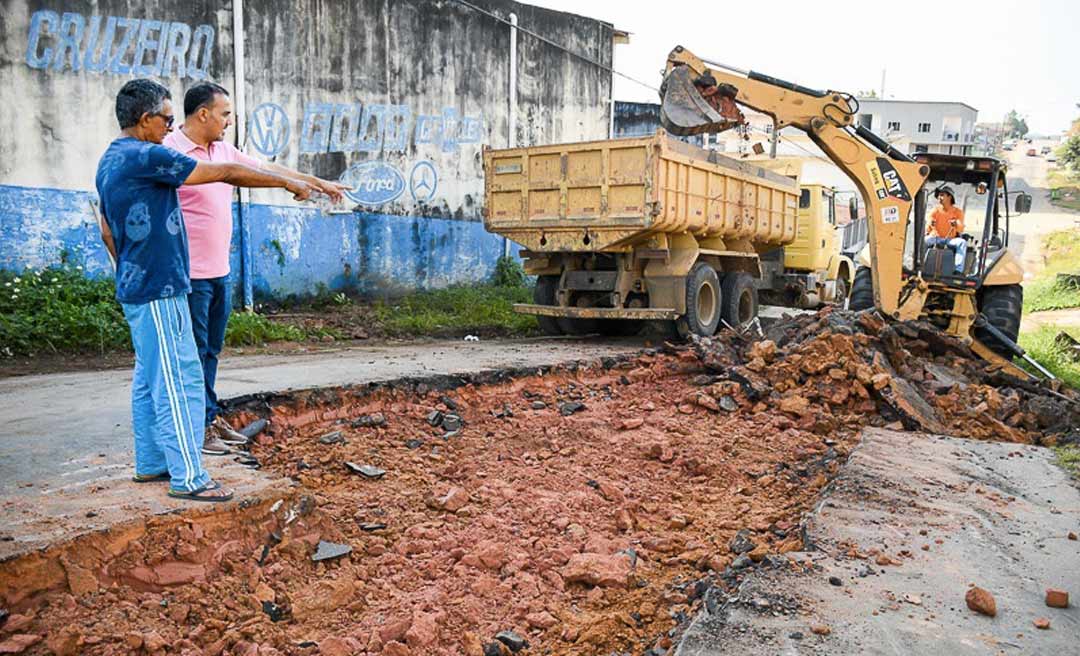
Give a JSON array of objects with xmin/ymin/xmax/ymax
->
[{"xmin": 1, "ymin": 308, "xmax": 1075, "ymax": 656}]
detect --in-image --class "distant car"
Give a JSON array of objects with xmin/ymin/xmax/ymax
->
[
  {"xmin": 1047, "ymin": 153, "xmax": 1058, "ymax": 163},
  {"xmin": 1026, "ymin": 148, "xmax": 1037, "ymax": 157},
  {"xmin": 1041, "ymin": 146, "xmax": 1052, "ymax": 154},
  {"xmin": 1002, "ymin": 143, "xmax": 1014, "ymax": 151}
]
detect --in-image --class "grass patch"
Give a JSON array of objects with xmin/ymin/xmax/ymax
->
[
  {"xmin": 1023, "ymin": 229, "xmax": 1080, "ymax": 313},
  {"xmin": 1053, "ymin": 445, "xmax": 1080, "ymax": 478},
  {"xmin": 1047, "ymin": 168, "xmax": 1080, "ymax": 211},
  {"xmin": 374, "ymin": 284, "xmax": 537, "ymax": 337},
  {"xmin": 225, "ymin": 311, "xmax": 308, "ymax": 347},
  {"xmin": 1018, "ymin": 325, "xmax": 1080, "ymax": 389}
]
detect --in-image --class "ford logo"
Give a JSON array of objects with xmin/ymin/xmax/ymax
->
[{"xmin": 340, "ymin": 161, "xmax": 406, "ymax": 206}]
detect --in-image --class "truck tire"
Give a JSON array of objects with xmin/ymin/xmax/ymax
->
[
  {"xmin": 533, "ymin": 276, "xmax": 564, "ymax": 336},
  {"xmin": 720, "ymin": 271, "xmax": 758, "ymax": 328},
  {"xmin": 848, "ymin": 267, "xmax": 874, "ymax": 311},
  {"xmin": 676, "ymin": 262, "xmax": 722, "ymax": 338},
  {"xmin": 975, "ymin": 284, "xmax": 1023, "ymax": 358}
]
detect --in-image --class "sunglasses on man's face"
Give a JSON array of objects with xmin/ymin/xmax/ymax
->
[{"xmin": 150, "ymin": 112, "xmax": 175, "ymax": 128}]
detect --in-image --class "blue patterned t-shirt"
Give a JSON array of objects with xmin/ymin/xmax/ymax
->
[{"xmin": 95, "ymin": 137, "xmax": 198, "ymax": 304}]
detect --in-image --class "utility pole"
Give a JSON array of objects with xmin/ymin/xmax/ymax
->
[{"xmin": 880, "ymin": 69, "xmax": 886, "ymax": 99}]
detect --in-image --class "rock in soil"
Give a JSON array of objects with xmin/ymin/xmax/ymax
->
[{"xmin": 965, "ymin": 586, "xmax": 997, "ymax": 617}]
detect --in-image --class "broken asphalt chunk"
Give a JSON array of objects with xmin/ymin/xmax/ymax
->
[
  {"xmin": 318, "ymin": 430, "xmax": 344, "ymax": 445},
  {"xmin": 559, "ymin": 401, "xmax": 587, "ymax": 416},
  {"xmin": 351, "ymin": 412, "xmax": 387, "ymax": 428},
  {"xmin": 239, "ymin": 418, "xmax": 268, "ymax": 439},
  {"xmin": 427, "ymin": 410, "xmax": 444, "ymax": 427},
  {"xmin": 494, "ymin": 630, "xmax": 528, "ymax": 652},
  {"xmin": 345, "ymin": 462, "xmax": 386, "ymax": 479},
  {"xmin": 359, "ymin": 522, "xmax": 387, "ymax": 532},
  {"xmin": 729, "ymin": 529, "xmax": 756, "ymax": 554},
  {"xmin": 312, "ymin": 540, "xmax": 352, "ymax": 562},
  {"xmin": 261, "ymin": 600, "xmax": 288, "ymax": 622},
  {"xmin": 718, "ymin": 395, "xmax": 738, "ymax": 412},
  {"xmin": 405, "ymin": 439, "xmax": 423, "ymax": 449},
  {"xmin": 441, "ymin": 414, "xmax": 463, "ymax": 432}
]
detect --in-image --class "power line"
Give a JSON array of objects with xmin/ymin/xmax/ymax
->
[{"xmin": 446, "ymin": 0, "xmax": 660, "ymax": 93}]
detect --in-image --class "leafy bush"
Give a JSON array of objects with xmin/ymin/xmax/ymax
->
[
  {"xmin": 0, "ymin": 266, "xmax": 129, "ymax": 356},
  {"xmin": 491, "ymin": 256, "xmax": 527, "ymax": 288}
]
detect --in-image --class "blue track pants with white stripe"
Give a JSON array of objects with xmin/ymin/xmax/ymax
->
[{"xmin": 122, "ymin": 295, "xmax": 210, "ymax": 493}]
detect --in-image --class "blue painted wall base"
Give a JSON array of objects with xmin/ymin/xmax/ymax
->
[{"xmin": 1, "ymin": 184, "xmax": 517, "ymax": 302}]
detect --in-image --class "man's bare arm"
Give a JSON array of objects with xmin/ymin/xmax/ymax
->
[
  {"xmin": 184, "ymin": 162, "xmax": 314, "ymax": 200},
  {"xmin": 98, "ymin": 211, "xmax": 117, "ymax": 264},
  {"xmin": 261, "ymin": 162, "xmax": 349, "ymax": 202}
]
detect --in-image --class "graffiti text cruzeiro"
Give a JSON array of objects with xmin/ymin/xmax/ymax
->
[
  {"xmin": 25, "ymin": 10, "xmax": 214, "ymax": 80},
  {"xmin": 300, "ymin": 103, "xmax": 484, "ymax": 154}
]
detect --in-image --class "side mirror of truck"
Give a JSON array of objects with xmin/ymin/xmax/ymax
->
[{"xmin": 1014, "ymin": 193, "xmax": 1032, "ymax": 214}]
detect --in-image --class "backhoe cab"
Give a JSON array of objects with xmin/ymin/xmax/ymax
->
[{"xmin": 659, "ymin": 46, "xmax": 1042, "ymax": 379}]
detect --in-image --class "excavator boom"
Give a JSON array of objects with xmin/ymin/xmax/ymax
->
[{"xmin": 659, "ymin": 46, "xmax": 930, "ymax": 321}]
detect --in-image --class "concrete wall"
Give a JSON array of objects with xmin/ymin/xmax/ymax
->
[{"xmin": 0, "ymin": 0, "xmax": 614, "ymax": 302}]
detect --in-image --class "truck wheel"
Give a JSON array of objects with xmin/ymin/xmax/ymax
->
[
  {"xmin": 533, "ymin": 276, "xmax": 564, "ymax": 336},
  {"xmin": 720, "ymin": 272, "xmax": 758, "ymax": 328},
  {"xmin": 833, "ymin": 275, "xmax": 849, "ymax": 307},
  {"xmin": 676, "ymin": 262, "xmax": 721, "ymax": 338},
  {"xmin": 848, "ymin": 267, "xmax": 874, "ymax": 311},
  {"xmin": 975, "ymin": 284, "xmax": 1023, "ymax": 358}
]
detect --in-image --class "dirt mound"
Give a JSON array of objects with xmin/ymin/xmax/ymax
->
[{"xmin": 687, "ymin": 306, "xmax": 1079, "ymax": 445}]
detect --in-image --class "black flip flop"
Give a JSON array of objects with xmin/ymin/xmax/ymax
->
[
  {"xmin": 132, "ymin": 471, "xmax": 170, "ymax": 483},
  {"xmin": 167, "ymin": 480, "xmax": 235, "ymax": 503}
]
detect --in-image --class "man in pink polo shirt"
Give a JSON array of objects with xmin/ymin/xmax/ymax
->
[{"xmin": 164, "ymin": 82, "xmax": 346, "ymax": 455}]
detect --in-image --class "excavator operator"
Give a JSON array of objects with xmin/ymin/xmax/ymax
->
[
  {"xmin": 924, "ymin": 186, "xmax": 967, "ymax": 274},
  {"xmin": 692, "ymin": 73, "xmax": 745, "ymax": 125}
]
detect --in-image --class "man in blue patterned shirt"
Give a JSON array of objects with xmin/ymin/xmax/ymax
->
[{"xmin": 95, "ymin": 79, "xmax": 312, "ymax": 502}]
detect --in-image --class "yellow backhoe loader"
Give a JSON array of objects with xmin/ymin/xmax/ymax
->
[{"xmin": 660, "ymin": 46, "xmax": 1046, "ymax": 379}]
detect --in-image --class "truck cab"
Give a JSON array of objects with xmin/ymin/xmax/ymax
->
[{"xmin": 756, "ymin": 183, "xmax": 854, "ymax": 308}]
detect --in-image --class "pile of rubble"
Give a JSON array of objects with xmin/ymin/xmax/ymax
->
[{"xmin": 688, "ymin": 306, "xmax": 1079, "ymax": 446}]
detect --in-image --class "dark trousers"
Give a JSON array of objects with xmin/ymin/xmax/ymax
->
[{"xmin": 187, "ymin": 276, "xmax": 231, "ymax": 427}]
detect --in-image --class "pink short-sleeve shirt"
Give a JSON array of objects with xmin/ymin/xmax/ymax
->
[{"xmin": 163, "ymin": 129, "xmax": 261, "ymax": 279}]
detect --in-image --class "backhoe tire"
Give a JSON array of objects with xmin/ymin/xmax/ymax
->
[
  {"xmin": 720, "ymin": 272, "xmax": 758, "ymax": 328},
  {"xmin": 975, "ymin": 284, "xmax": 1023, "ymax": 359},
  {"xmin": 533, "ymin": 276, "xmax": 564, "ymax": 336},
  {"xmin": 848, "ymin": 267, "xmax": 875, "ymax": 311},
  {"xmin": 675, "ymin": 262, "xmax": 721, "ymax": 339}
]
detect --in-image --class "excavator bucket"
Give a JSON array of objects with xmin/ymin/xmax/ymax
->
[{"xmin": 659, "ymin": 65, "xmax": 742, "ymax": 136}]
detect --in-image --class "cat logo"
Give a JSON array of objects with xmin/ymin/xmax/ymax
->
[{"xmin": 866, "ymin": 157, "xmax": 911, "ymax": 202}]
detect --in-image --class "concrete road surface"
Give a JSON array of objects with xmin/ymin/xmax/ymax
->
[
  {"xmin": 1001, "ymin": 139, "xmax": 1079, "ymax": 280},
  {"xmin": 675, "ymin": 427, "xmax": 1080, "ymax": 655},
  {"xmin": 0, "ymin": 336, "xmax": 643, "ymax": 558}
]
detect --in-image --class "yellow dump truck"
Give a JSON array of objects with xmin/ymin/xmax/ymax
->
[
  {"xmin": 755, "ymin": 183, "xmax": 856, "ymax": 308},
  {"xmin": 483, "ymin": 131, "xmax": 800, "ymax": 337}
]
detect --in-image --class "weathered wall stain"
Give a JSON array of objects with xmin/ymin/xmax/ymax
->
[{"xmin": 1, "ymin": 0, "xmax": 614, "ymax": 299}]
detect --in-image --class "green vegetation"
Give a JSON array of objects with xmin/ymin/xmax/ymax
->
[
  {"xmin": 1004, "ymin": 109, "xmax": 1029, "ymax": 139},
  {"xmin": 375, "ymin": 284, "xmax": 536, "ymax": 336},
  {"xmin": 0, "ymin": 267, "xmax": 129, "ymax": 356},
  {"xmin": 1053, "ymin": 445, "xmax": 1080, "ymax": 479},
  {"xmin": 1023, "ymin": 229, "xmax": 1080, "ymax": 313},
  {"xmin": 1047, "ymin": 165, "xmax": 1080, "ymax": 212},
  {"xmin": 0, "ymin": 266, "xmax": 336, "ymax": 358},
  {"xmin": 224, "ymin": 311, "xmax": 307, "ymax": 347},
  {"xmin": 1018, "ymin": 325, "xmax": 1080, "ymax": 390}
]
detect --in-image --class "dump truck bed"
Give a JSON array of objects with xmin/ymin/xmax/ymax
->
[{"xmin": 483, "ymin": 131, "xmax": 800, "ymax": 253}]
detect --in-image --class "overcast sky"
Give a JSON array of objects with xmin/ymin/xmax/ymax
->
[{"xmin": 525, "ymin": 0, "xmax": 1078, "ymax": 134}]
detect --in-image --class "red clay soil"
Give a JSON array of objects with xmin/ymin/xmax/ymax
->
[
  {"xmin": 0, "ymin": 349, "xmax": 860, "ymax": 656},
  {"xmin": 2, "ymin": 307, "xmax": 1075, "ymax": 656}
]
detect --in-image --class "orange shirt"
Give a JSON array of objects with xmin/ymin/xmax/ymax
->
[{"xmin": 927, "ymin": 205, "xmax": 964, "ymax": 239}]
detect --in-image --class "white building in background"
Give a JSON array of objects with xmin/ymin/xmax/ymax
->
[{"xmin": 854, "ymin": 99, "xmax": 978, "ymax": 156}]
